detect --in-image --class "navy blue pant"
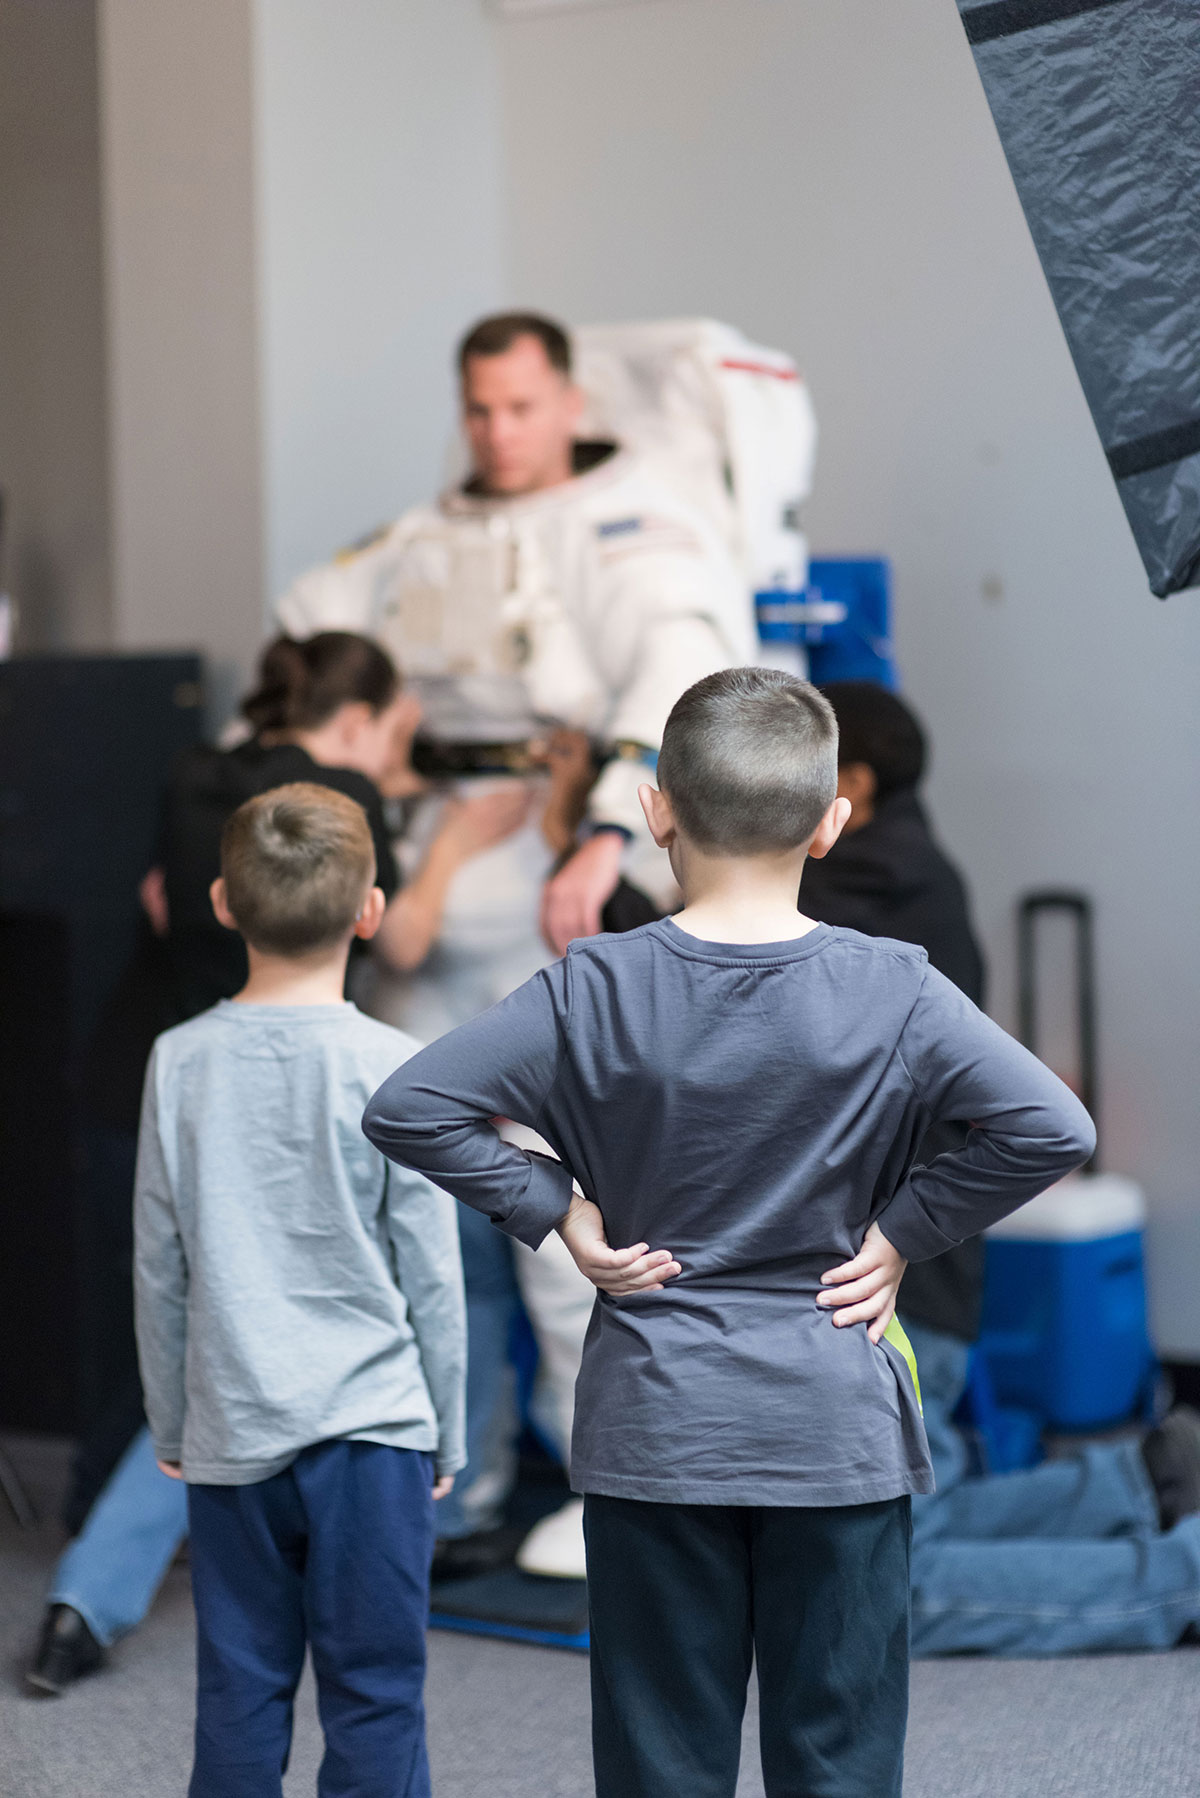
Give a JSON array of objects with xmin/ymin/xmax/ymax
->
[
  {"xmin": 186, "ymin": 1441, "xmax": 434, "ymax": 1798},
  {"xmin": 584, "ymin": 1493, "xmax": 911, "ymax": 1798}
]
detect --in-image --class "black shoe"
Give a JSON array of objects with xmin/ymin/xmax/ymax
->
[
  {"xmin": 431, "ymin": 1526, "xmax": 526, "ymax": 1584},
  {"xmin": 1141, "ymin": 1406, "xmax": 1200, "ymax": 1530},
  {"xmin": 25, "ymin": 1605, "xmax": 105, "ymax": 1697}
]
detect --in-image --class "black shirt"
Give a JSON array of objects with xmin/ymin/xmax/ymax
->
[
  {"xmin": 157, "ymin": 740, "xmax": 398, "ymax": 1023},
  {"xmin": 83, "ymin": 740, "xmax": 398, "ymax": 1128},
  {"xmin": 800, "ymin": 788, "xmax": 987, "ymax": 1343}
]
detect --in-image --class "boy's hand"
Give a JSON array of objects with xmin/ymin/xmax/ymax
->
[
  {"xmin": 818, "ymin": 1222, "xmax": 908, "ymax": 1345},
  {"xmin": 432, "ymin": 1475, "xmax": 455, "ymax": 1501},
  {"xmin": 558, "ymin": 1193, "xmax": 681, "ymax": 1296},
  {"xmin": 156, "ymin": 1459, "xmax": 184, "ymax": 1481}
]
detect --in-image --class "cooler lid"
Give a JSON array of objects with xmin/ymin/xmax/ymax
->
[{"xmin": 986, "ymin": 1173, "xmax": 1146, "ymax": 1242}]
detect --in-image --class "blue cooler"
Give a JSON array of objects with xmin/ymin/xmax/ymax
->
[{"xmin": 979, "ymin": 1173, "xmax": 1156, "ymax": 1432}]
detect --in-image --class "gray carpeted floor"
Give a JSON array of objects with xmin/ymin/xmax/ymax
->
[{"xmin": 2, "ymin": 1433, "xmax": 1197, "ymax": 1798}]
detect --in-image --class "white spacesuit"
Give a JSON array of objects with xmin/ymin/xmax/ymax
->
[
  {"xmin": 278, "ymin": 440, "xmax": 755, "ymax": 828},
  {"xmin": 279, "ymin": 441, "xmax": 756, "ymax": 1017}
]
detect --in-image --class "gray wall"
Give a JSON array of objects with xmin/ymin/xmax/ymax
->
[
  {"xmin": 254, "ymin": 0, "xmax": 505, "ymax": 602},
  {"xmin": 492, "ymin": 0, "xmax": 1200, "ymax": 1352},
  {"xmin": 0, "ymin": 0, "xmax": 110, "ymax": 650},
  {"xmin": 96, "ymin": 0, "xmax": 506, "ymax": 713},
  {"xmin": 98, "ymin": 0, "xmax": 264, "ymax": 721}
]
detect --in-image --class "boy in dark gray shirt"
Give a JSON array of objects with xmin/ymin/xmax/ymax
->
[
  {"xmin": 135, "ymin": 783, "xmax": 465, "ymax": 1798},
  {"xmin": 364, "ymin": 670, "xmax": 1094, "ymax": 1798}
]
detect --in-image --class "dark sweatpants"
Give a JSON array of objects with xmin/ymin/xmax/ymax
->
[
  {"xmin": 186, "ymin": 1440, "xmax": 434, "ymax": 1798},
  {"xmin": 584, "ymin": 1493, "xmax": 911, "ymax": 1798}
]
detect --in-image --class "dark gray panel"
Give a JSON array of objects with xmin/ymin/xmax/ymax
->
[{"xmin": 958, "ymin": 0, "xmax": 1200, "ymax": 595}]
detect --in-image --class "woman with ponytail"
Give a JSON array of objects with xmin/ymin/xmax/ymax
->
[{"xmin": 149, "ymin": 632, "xmax": 529, "ymax": 1018}]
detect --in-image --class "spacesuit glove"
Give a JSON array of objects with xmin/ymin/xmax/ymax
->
[{"xmin": 557, "ymin": 1193, "xmax": 681, "ymax": 1296}]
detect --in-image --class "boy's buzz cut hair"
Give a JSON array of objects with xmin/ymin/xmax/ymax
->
[
  {"xmin": 656, "ymin": 667, "xmax": 839, "ymax": 854},
  {"xmin": 220, "ymin": 783, "xmax": 376, "ymax": 957}
]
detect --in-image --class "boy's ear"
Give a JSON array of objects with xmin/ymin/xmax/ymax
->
[
  {"xmin": 638, "ymin": 782, "xmax": 676, "ymax": 849},
  {"xmin": 353, "ymin": 885, "xmax": 387, "ymax": 941},
  {"xmin": 209, "ymin": 877, "xmax": 239, "ymax": 931},
  {"xmin": 806, "ymin": 795, "xmax": 852, "ymax": 862}
]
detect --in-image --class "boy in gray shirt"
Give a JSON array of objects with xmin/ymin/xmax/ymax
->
[
  {"xmin": 364, "ymin": 669, "xmax": 1094, "ymax": 1798},
  {"xmin": 135, "ymin": 782, "xmax": 465, "ymax": 1798}
]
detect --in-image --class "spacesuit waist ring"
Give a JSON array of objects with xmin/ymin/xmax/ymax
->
[{"xmin": 410, "ymin": 738, "xmax": 545, "ymax": 778}]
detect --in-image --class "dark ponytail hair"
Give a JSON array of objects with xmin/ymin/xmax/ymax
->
[{"xmin": 241, "ymin": 632, "xmax": 399, "ymax": 736}]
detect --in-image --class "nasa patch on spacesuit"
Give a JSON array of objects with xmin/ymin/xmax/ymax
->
[{"xmin": 593, "ymin": 514, "xmax": 706, "ymax": 563}]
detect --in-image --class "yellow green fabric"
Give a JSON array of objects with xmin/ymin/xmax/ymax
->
[{"xmin": 883, "ymin": 1316, "xmax": 922, "ymax": 1414}]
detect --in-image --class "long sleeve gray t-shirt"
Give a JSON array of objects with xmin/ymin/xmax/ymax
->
[
  {"xmin": 364, "ymin": 920, "xmax": 1094, "ymax": 1508},
  {"xmin": 135, "ymin": 1001, "xmax": 466, "ymax": 1486}
]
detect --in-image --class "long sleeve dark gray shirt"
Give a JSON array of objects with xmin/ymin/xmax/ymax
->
[{"xmin": 364, "ymin": 920, "xmax": 1094, "ymax": 1507}]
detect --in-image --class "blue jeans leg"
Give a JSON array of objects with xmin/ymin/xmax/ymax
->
[
  {"xmin": 903, "ymin": 1321, "xmax": 1199, "ymax": 1654},
  {"xmin": 919, "ymin": 1440, "xmax": 1158, "ymax": 1546},
  {"xmin": 49, "ymin": 1425, "xmax": 188, "ymax": 1646},
  {"xmin": 911, "ymin": 1513, "xmax": 1200, "ymax": 1655},
  {"xmin": 905, "ymin": 1318, "xmax": 1160, "ymax": 1540},
  {"xmin": 435, "ymin": 1204, "xmax": 520, "ymax": 1540}
]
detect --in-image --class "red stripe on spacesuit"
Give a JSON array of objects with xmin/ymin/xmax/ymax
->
[{"xmin": 718, "ymin": 359, "xmax": 800, "ymax": 380}]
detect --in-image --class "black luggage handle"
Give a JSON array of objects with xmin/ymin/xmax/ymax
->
[{"xmin": 1017, "ymin": 890, "xmax": 1098, "ymax": 1173}]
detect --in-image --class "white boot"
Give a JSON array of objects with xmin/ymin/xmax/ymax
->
[{"xmin": 516, "ymin": 1498, "xmax": 587, "ymax": 1580}]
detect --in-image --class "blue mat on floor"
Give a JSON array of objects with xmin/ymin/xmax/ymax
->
[
  {"xmin": 429, "ymin": 1451, "xmax": 589, "ymax": 1651},
  {"xmin": 430, "ymin": 1567, "xmax": 589, "ymax": 1652}
]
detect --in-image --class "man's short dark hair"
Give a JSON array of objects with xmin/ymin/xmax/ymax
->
[
  {"xmin": 657, "ymin": 668, "xmax": 839, "ymax": 854},
  {"xmin": 819, "ymin": 682, "xmax": 926, "ymax": 800},
  {"xmin": 457, "ymin": 312, "xmax": 572, "ymax": 377}
]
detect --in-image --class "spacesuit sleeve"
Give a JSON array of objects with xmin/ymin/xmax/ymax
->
[
  {"xmin": 274, "ymin": 543, "xmax": 385, "ymax": 638},
  {"xmin": 586, "ymin": 537, "xmax": 756, "ymax": 833}
]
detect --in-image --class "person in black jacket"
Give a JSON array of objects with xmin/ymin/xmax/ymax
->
[
  {"xmin": 147, "ymin": 633, "xmax": 529, "ymax": 1022},
  {"xmin": 800, "ymin": 681, "xmax": 1200, "ymax": 1657},
  {"xmin": 799, "ymin": 681, "xmax": 985, "ymax": 1352}
]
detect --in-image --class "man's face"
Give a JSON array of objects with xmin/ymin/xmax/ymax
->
[{"xmin": 461, "ymin": 335, "xmax": 583, "ymax": 496}]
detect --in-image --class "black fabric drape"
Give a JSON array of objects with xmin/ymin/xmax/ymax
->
[{"xmin": 958, "ymin": 0, "xmax": 1200, "ymax": 596}]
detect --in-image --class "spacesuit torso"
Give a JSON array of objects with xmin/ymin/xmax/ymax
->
[
  {"xmin": 276, "ymin": 441, "xmax": 755, "ymax": 1035},
  {"xmin": 279, "ymin": 444, "xmax": 754, "ymax": 825}
]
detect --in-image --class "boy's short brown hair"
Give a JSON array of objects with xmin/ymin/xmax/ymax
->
[
  {"xmin": 656, "ymin": 667, "xmax": 839, "ymax": 854},
  {"xmin": 220, "ymin": 783, "xmax": 376, "ymax": 956}
]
